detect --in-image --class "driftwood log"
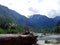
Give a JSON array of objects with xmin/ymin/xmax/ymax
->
[{"xmin": 0, "ymin": 34, "xmax": 37, "ymax": 45}]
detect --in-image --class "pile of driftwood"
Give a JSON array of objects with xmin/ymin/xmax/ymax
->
[{"xmin": 0, "ymin": 34, "xmax": 37, "ymax": 45}]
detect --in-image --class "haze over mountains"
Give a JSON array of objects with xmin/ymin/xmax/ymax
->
[{"xmin": 0, "ymin": 5, "xmax": 60, "ymax": 29}]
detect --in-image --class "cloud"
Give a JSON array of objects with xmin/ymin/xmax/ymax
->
[
  {"xmin": 29, "ymin": 7, "xmax": 39, "ymax": 13},
  {"xmin": 0, "ymin": 0, "xmax": 60, "ymax": 18},
  {"xmin": 48, "ymin": 10, "xmax": 60, "ymax": 18}
]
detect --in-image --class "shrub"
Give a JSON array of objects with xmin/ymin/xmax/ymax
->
[
  {"xmin": 45, "ymin": 40, "xmax": 50, "ymax": 44},
  {"xmin": 0, "ymin": 28, "xmax": 5, "ymax": 34}
]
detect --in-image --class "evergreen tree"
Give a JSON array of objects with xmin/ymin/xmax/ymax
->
[{"xmin": 55, "ymin": 21, "xmax": 60, "ymax": 33}]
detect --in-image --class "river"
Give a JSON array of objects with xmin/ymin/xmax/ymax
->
[{"xmin": 35, "ymin": 33, "xmax": 60, "ymax": 45}]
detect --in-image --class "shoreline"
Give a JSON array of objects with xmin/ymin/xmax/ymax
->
[{"xmin": 37, "ymin": 40, "xmax": 60, "ymax": 45}]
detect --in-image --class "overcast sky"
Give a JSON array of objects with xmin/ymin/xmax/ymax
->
[{"xmin": 0, "ymin": 0, "xmax": 60, "ymax": 18}]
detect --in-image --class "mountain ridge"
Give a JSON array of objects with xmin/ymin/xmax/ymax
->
[{"xmin": 0, "ymin": 5, "xmax": 60, "ymax": 29}]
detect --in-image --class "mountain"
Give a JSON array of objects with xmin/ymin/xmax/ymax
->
[
  {"xmin": 0, "ymin": 5, "xmax": 60, "ymax": 29},
  {"xmin": 54, "ymin": 16, "xmax": 60, "ymax": 22},
  {"xmin": 29, "ymin": 14, "xmax": 56, "ymax": 28},
  {"xmin": 0, "ymin": 5, "xmax": 30, "ymax": 27},
  {"xmin": 29, "ymin": 14, "xmax": 60, "ymax": 28}
]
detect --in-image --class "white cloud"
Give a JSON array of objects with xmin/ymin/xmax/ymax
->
[{"xmin": 0, "ymin": 0, "xmax": 60, "ymax": 18}]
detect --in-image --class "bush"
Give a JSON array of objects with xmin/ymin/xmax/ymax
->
[
  {"xmin": 45, "ymin": 40, "xmax": 50, "ymax": 44},
  {"xmin": 5, "ymin": 29, "xmax": 18, "ymax": 34},
  {"xmin": 0, "ymin": 28, "xmax": 5, "ymax": 34}
]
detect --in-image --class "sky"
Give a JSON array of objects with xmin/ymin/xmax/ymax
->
[{"xmin": 0, "ymin": 0, "xmax": 60, "ymax": 18}]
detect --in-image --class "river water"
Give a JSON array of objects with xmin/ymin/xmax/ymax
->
[{"xmin": 35, "ymin": 33, "xmax": 60, "ymax": 45}]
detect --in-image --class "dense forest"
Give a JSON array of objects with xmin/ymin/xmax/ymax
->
[
  {"xmin": 0, "ymin": 17, "xmax": 60, "ymax": 34},
  {"xmin": 0, "ymin": 15, "xmax": 23, "ymax": 33},
  {"xmin": 31, "ymin": 20, "xmax": 60, "ymax": 33}
]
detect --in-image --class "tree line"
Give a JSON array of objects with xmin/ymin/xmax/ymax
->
[{"xmin": 0, "ymin": 15, "xmax": 60, "ymax": 34}]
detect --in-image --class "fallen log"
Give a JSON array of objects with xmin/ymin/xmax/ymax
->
[{"xmin": 0, "ymin": 34, "xmax": 37, "ymax": 45}]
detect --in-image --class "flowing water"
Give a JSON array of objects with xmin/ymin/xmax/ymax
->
[{"xmin": 35, "ymin": 33, "xmax": 60, "ymax": 45}]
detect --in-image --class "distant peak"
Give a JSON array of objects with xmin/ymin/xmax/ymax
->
[{"xmin": 29, "ymin": 14, "xmax": 48, "ymax": 18}]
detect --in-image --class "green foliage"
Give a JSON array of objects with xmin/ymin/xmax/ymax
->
[
  {"xmin": 54, "ymin": 20, "xmax": 60, "ymax": 33},
  {"xmin": 0, "ymin": 21, "xmax": 24, "ymax": 34},
  {"xmin": 5, "ymin": 26, "xmax": 24, "ymax": 34},
  {"xmin": 0, "ymin": 28, "xmax": 5, "ymax": 34},
  {"xmin": 0, "ymin": 15, "xmax": 60, "ymax": 34},
  {"xmin": 30, "ymin": 28, "xmax": 53, "ymax": 33},
  {"xmin": 7, "ymin": 29, "xmax": 19, "ymax": 33},
  {"xmin": 45, "ymin": 40, "xmax": 50, "ymax": 44},
  {"xmin": 56, "ymin": 38, "xmax": 60, "ymax": 42},
  {"xmin": 0, "ymin": 26, "xmax": 24, "ymax": 34}
]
